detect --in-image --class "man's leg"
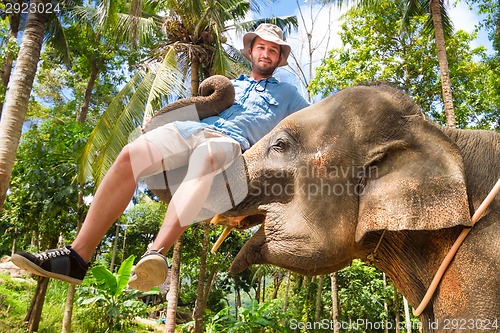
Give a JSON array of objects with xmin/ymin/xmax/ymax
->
[
  {"xmin": 129, "ymin": 138, "xmax": 235, "ymax": 291},
  {"xmin": 71, "ymin": 139, "xmax": 164, "ymax": 262},
  {"xmin": 11, "ymin": 138, "xmax": 165, "ymax": 284}
]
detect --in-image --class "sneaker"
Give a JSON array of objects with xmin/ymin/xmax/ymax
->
[
  {"xmin": 11, "ymin": 247, "xmax": 88, "ymax": 285},
  {"xmin": 128, "ymin": 250, "xmax": 168, "ymax": 292}
]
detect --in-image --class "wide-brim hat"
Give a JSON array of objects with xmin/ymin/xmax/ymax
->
[{"xmin": 240, "ymin": 23, "xmax": 291, "ymax": 67}]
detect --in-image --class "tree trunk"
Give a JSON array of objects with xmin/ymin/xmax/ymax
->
[
  {"xmin": 10, "ymin": 226, "xmax": 17, "ymax": 256},
  {"xmin": 165, "ymin": 239, "xmax": 182, "ymax": 333},
  {"xmin": 234, "ymin": 278, "xmax": 241, "ymax": 321},
  {"xmin": 193, "ymin": 223, "xmax": 209, "ymax": 333},
  {"xmin": 110, "ymin": 221, "xmax": 120, "ymax": 272},
  {"xmin": 76, "ymin": 58, "xmax": 101, "ymax": 123},
  {"xmin": 314, "ymin": 275, "xmax": 324, "ymax": 322},
  {"xmin": 394, "ymin": 285, "xmax": 400, "ymax": 333},
  {"xmin": 272, "ymin": 272, "xmax": 282, "ymax": 299},
  {"xmin": 61, "ymin": 192, "xmax": 85, "ymax": 333},
  {"xmin": 25, "ymin": 277, "xmax": 50, "ymax": 332},
  {"xmin": 383, "ymin": 273, "xmax": 389, "ymax": 333},
  {"xmin": 256, "ymin": 275, "xmax": 261, "ymax": 303},
  {"xmin": 61, "ymin": 284, "xmax": 76, "ymax": 333},
  {"xmin": 190, "ymin": 59, "xmax": 200, "ymax": 96},
  {"xmin": 0, "ymin": 0, "xmax": 21, "ymax": 118},
  {"xmin": 262, "ymin": 273, "xmax": 266, "ymax": 303},
  {"xmin": 0, "ymin": 0, "xmax": 51, "ymax": 209},
  {"xmin": 283, "ymin": 271, "xmax": 291, "ymax": 312},
  {"xmin": 429, "ymin": 0, "xmax": 456, "ymax": 127},
  {"xmin": 203, "ymin": 266, "xmax": 217, "ymax": 305},
  {"xmin": 330, "ymin": 273, "xmax": 339, "ymax": 333}
]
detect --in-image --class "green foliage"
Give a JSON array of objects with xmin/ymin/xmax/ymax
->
[
  {"xmin": 337, "ymin": 260, "xmax": 392, "ymax": 332},
  {"xmin": 115, "ymin": 199, "xmax": 166, "ymax": 261},
  {"xmin": 193, "ymin": 299, "xmax": 295, "ymax": 333},
  {"xmin": 466, "ymin": 0, "xmax": 500, "ymax": 52},
  {"xmin": 0, "ymin": 271, "xmax": 158, "ymax": 333},
  {"xmin": 309, "ymin": 0, "xmax": 500, "ymax": 129},
  {"xmin": 0, "ymin": 118, "xmax": 93, "ymax": 254},
  {"xmin": 0, "ymin": 273, "xmax": 35, "ymax": 332},
  {"xmin": 0, "ymin": 30, "xmax": 19, "ymax": 104},
  {"xmin": 75, "ymin": 255, "xmax": 158, "ymax": 332}
]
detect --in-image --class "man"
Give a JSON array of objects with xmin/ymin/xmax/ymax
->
[{"xmin": 12, "ymin": 23, "xmax": 309, "ymax": 291}]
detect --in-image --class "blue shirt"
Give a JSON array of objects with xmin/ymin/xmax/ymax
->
[{"xmin": 175, "ymin": 75, "xmax": 310, "ymax": 151}]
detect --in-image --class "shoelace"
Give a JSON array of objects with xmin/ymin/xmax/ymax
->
[{"xmin": 36, "ymin": 247, "xmax": 71, "ymax": 261}]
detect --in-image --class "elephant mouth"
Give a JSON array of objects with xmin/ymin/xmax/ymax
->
[
  {"xmin": 210, "ymin": 212, "xmax": 267, "ymax": 272},
  {"xmin": 212, "ymin": 213, "xmax": 266, "ymax": 229}
]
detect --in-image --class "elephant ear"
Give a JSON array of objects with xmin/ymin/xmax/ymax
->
[{"xmin": 355, "ymin": 119, "xmax": 472, "ymax": 242}]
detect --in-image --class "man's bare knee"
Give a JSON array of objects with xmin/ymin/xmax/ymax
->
[{"xmin": 126, "ymin": 139, "xmax": 164, "ymax": 180}]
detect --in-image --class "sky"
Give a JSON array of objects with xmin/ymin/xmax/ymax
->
[
  {"xmin": 257, "ymin": 0, "xmax": 492, "ymax": 50},
  {"xmin": 231, "ymin": 0, "xmax": 494, "ymax": 97}
]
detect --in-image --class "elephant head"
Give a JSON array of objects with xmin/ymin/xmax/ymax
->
[{"xmin": 219, "ymin": 84, "xmax": 500, "ymax": 325}]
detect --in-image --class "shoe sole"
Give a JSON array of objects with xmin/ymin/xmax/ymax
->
[
  {"xmin": 128, "ymin": 255, "xmax": 167, "ymax": 292},
  {"xmin": 11, "ymin": 254, "xmax": 83, "ymax": 285}
]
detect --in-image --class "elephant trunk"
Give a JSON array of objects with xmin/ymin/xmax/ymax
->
[
  {"xmin": 229, "ymin": 226, "xmax": 267, "ymax": 273},
  {"xmin": 143, "ymin": 75, "xmax": 235, "ymax": 132}
]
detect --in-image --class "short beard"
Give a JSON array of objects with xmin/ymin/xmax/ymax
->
[{"xmin": 251, "ymin": 57, "xmax": 279, "ymax": 77}]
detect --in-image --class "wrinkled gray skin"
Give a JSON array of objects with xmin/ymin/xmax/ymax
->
[{"xmin": 220, "ymin": 85, "xmax": 499, "ymax": 332}]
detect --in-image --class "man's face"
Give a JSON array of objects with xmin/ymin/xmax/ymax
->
[{"xmin": 249, "ymin": 36, "xmax": 282, "ymax": 77}]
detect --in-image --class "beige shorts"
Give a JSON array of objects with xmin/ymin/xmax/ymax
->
[
  {"xmin": 139, "ymin": 123, "xmax": 247, "ymax": 221},
  {"xmin": 140, "ymin": 123, "xmax": 242, "ymax": 173}
]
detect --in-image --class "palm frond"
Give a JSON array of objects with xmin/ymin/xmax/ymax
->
[
  {"xmin": 403, "ymin": 0, "xmax": 454, "ymax": 39},
  {"xmin": 225, "ymin": 43, "xmax": 252, "ymax": 74},
  {"xmin": 116, "ymin": 13, "xmax": 158, "ymax": 45},
  {"xmin": 70, "ymin": 6, "xmax": 100, "ymax": 28},
  {"xmin": 212, "ymin": 36, "xmax": 233, "ymax": 76},
  {"xmin": 44, "ymin": 13, "xmax": 71, "ymax": 65},
  {"xmin": 423, "ymin": 0, "xmax": 454, "ymax": 39},
  {"xmin": 129, "ymin": 0, "xmax": 143, "ymax": 43},
  {"xmin": 78, "ymin": 69, "xmax": 153, "ymax": 185},
  {"xmin": 98, "ymin": 0, "xmax": 119, "ymax": 33},
  {"xmin": 216, "ymin": 0, "xmax": 251, "ymax": 22},
  {"xmin": 144, "ymin": 46, "xmax": 186, "ymax": 118},
  {"xmin": 402, "ymin": 0, "xmax": 425, "ymax": 28},
  {"xmin": 235, "ymin": 16, "xmax": 299, "ymax": 39}
]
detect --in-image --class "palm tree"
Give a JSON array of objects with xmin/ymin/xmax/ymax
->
[
  {"xmin": 77, "ymin": 3, "xmax": 298, "ymax": 332},
  {"xmin": 0, "ymin": 0, "xmax": 52, "ymax": 208},
  {"xmin": 70, "ymin": 0, "xmax": 160, "ymax": 123},
  {"xmin": 0, "ymin": 0, "xmax": 79, "ymax": 209},
  {"xmin": 403, "ymin": 0, "xmax": 456, "ymax": 127},
  {"xmin": 165, "ymin": 238, "xmax": 182, "ymax": 333},
  {"xmin": 326, "ymin": 0, "xmax": 456, "ymax": 126},
  {"xmin": 79, "ymin": 0, "xmax": 298, "ymax": 187},
  {"xmin": 0, "ymin": 0, "xmax": 22, "ymax": 117}
]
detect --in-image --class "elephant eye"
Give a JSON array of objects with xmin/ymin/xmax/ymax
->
[{"xmin": 271, "ymin": 138, "xmax": 287, "ymax": 152}]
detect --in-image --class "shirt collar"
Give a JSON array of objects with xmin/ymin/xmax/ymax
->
[{"xmin": 237, "ymin": 74, "xmax": 279, "ymax": 84}]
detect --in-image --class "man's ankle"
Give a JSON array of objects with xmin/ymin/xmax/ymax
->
[{"xmin": 68, "ymin": 247, "xmax": 88, "ymax": 267}]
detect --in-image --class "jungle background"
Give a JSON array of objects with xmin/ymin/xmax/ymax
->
[{"xmin": 0, "ymin": 0, "xmax": 498, "ymax": 332}]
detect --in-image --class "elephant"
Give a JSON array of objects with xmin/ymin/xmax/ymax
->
[{"xmin": 214, "ymin": 84, "xmax": 499, "ymax": 332}]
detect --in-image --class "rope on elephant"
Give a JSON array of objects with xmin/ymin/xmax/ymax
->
[{"xmin": 413, "ymin": 178, "xmax": 500, "ymax": 316}]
